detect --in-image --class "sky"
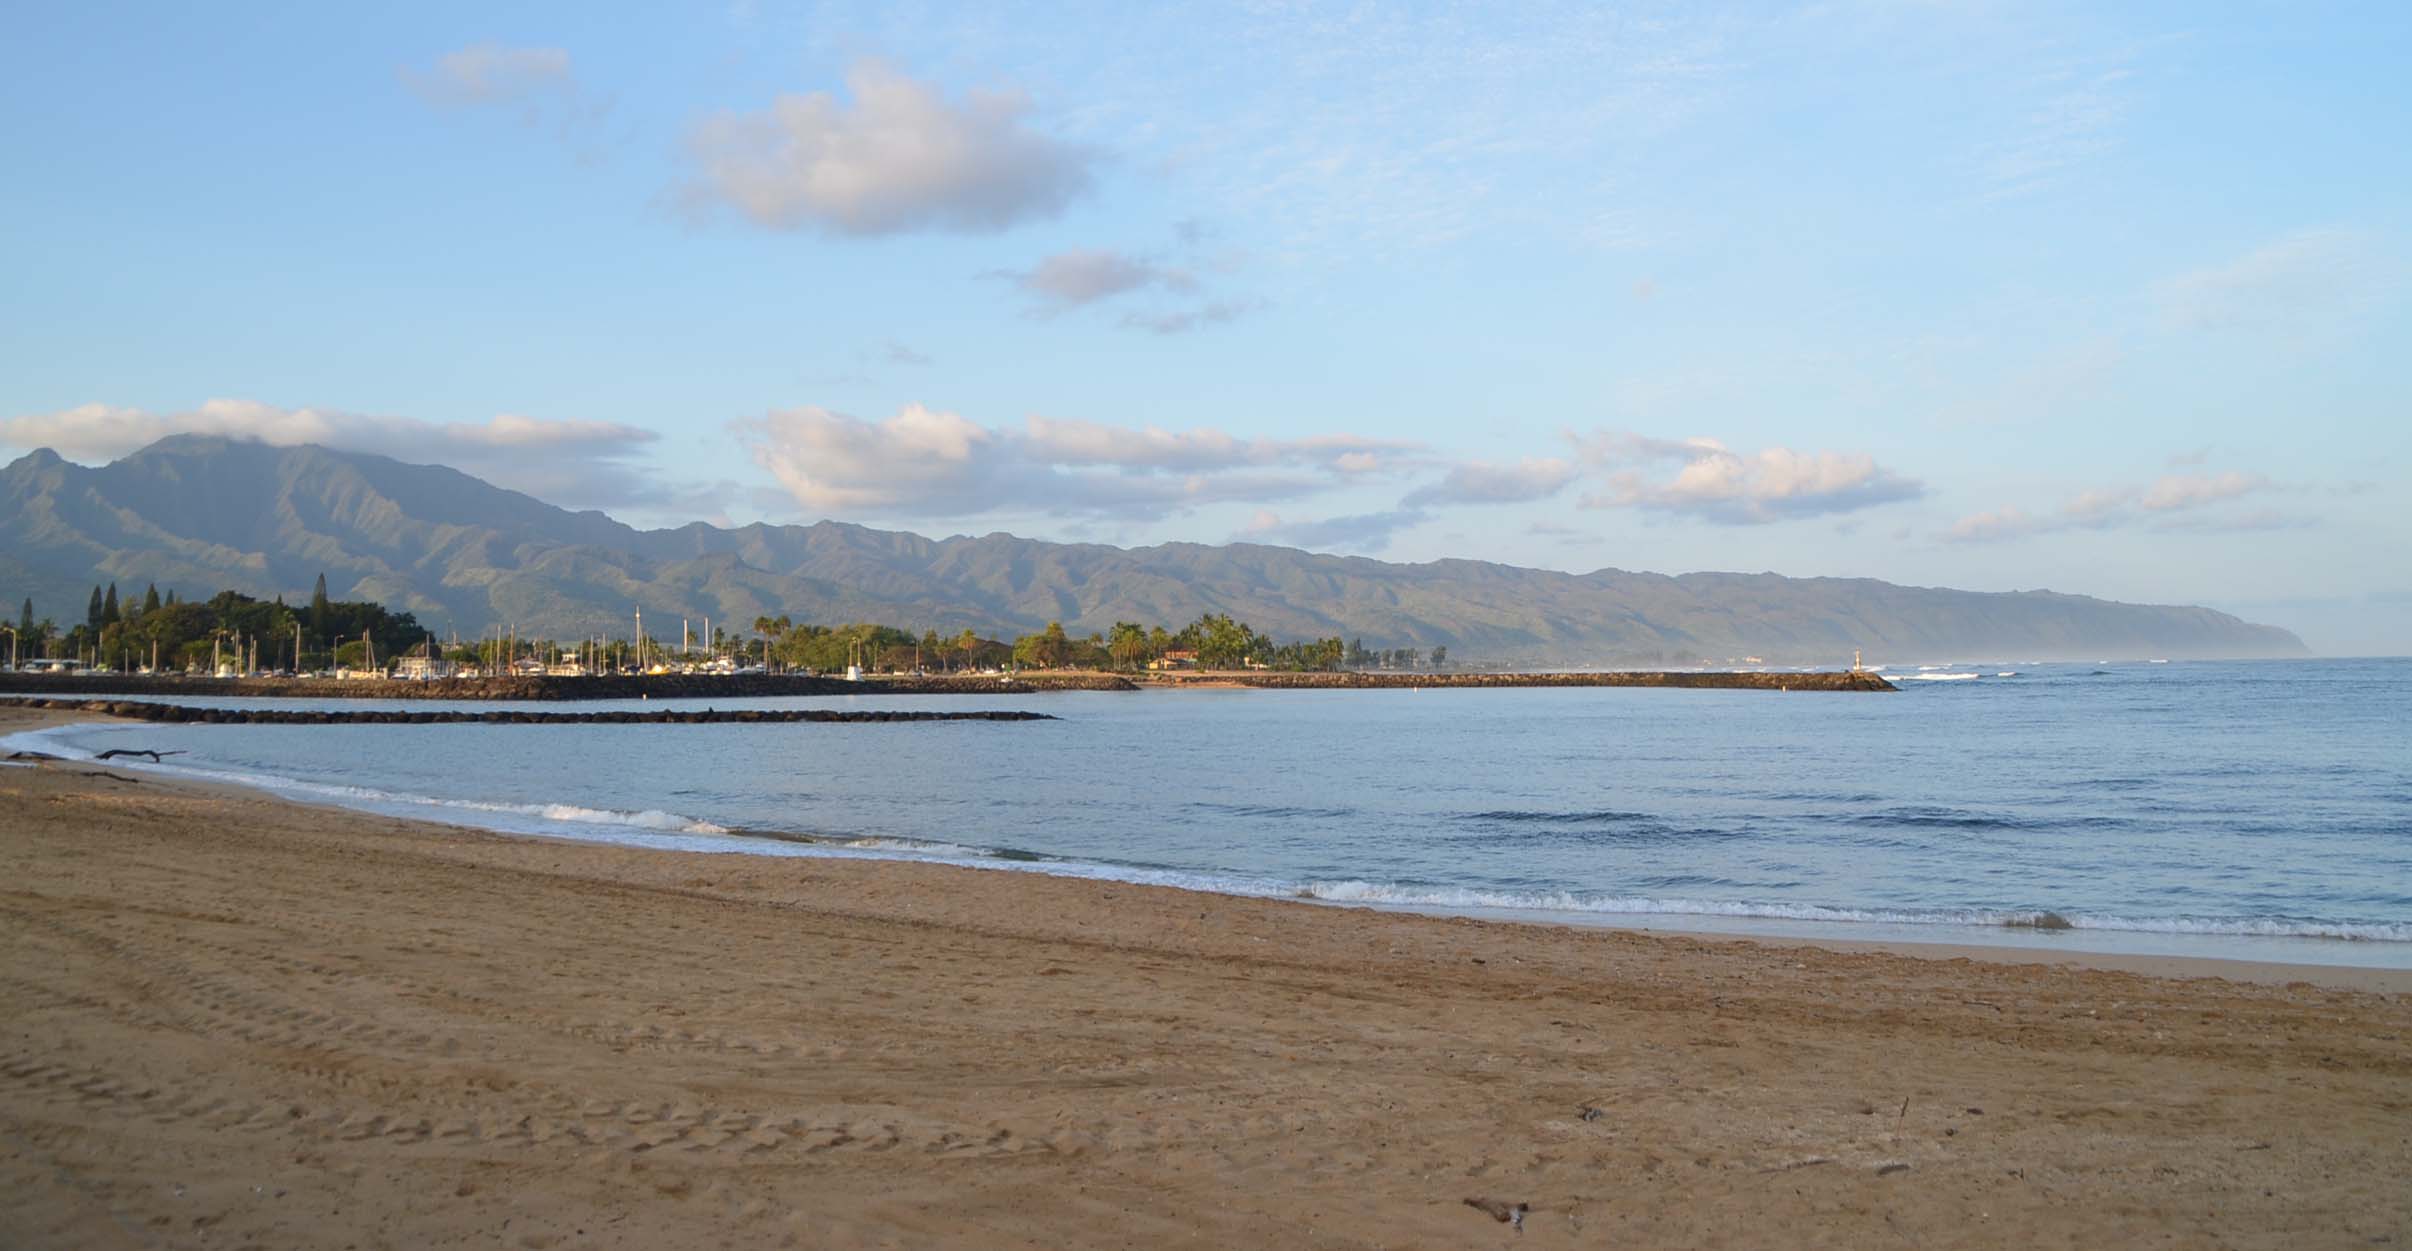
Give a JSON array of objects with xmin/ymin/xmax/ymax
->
[{"xmin": 2, "ymin": 2, "xmax": 2407, "ymax": 653}]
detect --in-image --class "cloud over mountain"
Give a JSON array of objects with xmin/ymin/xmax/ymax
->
[
  {"xmin": 739, "ymin": 405, "xmax": 1410, "ymax": 521},
  {"xmin": 1570, "ymin": 433, "xmax": 1923, "ymax": 524}
]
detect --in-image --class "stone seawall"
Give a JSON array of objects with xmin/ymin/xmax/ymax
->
[
  {"xmin": 0, "ymin": 697, "xmax": 1054, "ymax": 726},
  {"xmin": 1139, "ymin": 670, "xmax": 1896, "ymax": 692},
  {"xmin": 0, "ymin": 672, "xmax": 1135, "ymax": 701}
]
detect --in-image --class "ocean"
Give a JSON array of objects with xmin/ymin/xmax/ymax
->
[{"xmin": 12, "ymin": 658, "xmax": 2409, "ymax": 968}]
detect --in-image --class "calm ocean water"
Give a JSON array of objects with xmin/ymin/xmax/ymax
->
[{"xmin": 14, "ymin": 658, "xmax": 2410, "ymax": 967}]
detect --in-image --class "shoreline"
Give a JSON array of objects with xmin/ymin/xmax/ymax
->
[
  {"xmin": 2, "ymin": 744, "xmax": 2407, "ymax": 1246},
  {"xmin": 9, "ymin": 707, "xmax": 2404, "ymax": 991}
]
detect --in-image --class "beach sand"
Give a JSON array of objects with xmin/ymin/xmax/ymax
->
[{"xmin": 3, "ymin": 712, "xmax": 2407, "ymax": 1248}]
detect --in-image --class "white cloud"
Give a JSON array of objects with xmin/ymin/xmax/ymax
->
[
  {"xmin": 683, "ymin": 61, "xmax": 1096, "ymax": 235},
  {"xmin": 739, "ymin": 404, "xmax": 1409, "ymax": 522},
  {"xmin": 1569, "ymin": 432, "xmax": 1923, "ymax": 524},
  {"xmin": 0, "ymin": 399, "xmax": 671, "ymax": 511},
  {"xmin": 402, "ymin": 43, "xmax": 575, "ymax": 108},
  {"xmin": 1402, "ymin": 458, "xmax": 1578, "ymax": 508}
]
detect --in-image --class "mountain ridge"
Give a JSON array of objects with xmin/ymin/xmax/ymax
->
[{"xmin": 0, "ymin": 435, "xmax": 2308, "ymax": 663}]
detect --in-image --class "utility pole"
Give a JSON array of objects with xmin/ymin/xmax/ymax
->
[{"xmin": 634, "ymin": 608, "xmax": 643, "ymax": 673}]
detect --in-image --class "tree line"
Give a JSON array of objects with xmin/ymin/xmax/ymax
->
[
  {"xmin": 8, "ymin": 576, "xmax": 427, "ymax": 672},
  {"xmin": 6, "ymin": 576, "xmax": 1455, "ymax": 675},
  {"xmin": 748, "ymin": 612, "xmax": 1447, "ymax": 674}
]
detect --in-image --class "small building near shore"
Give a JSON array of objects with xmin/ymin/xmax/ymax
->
[{"xmin": 394, "ymin": 655, "xmax": 457, "ymax": 681}]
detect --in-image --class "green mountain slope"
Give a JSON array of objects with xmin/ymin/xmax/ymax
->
[{"xmin": 0, "ymin": 436, "xmax": 2309, "ymax": 663}]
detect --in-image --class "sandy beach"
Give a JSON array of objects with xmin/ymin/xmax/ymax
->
[{"xmin": 3, "ymin": 711, "xmax": 2408, "ymax": 1248}]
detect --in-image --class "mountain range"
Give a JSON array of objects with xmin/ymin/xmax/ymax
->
[{"xmin": 0, "ymin": 436, "xmax": 2307, "ymax": 663}]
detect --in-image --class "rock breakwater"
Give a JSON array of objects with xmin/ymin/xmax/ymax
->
[{"xmin": 0, "ymin": 697, "xmax": 1056, "ymax": 726}]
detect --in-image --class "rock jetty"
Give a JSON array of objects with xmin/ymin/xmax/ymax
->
[
  {"xmin": 0, "ymin": 672, "xmax": 1133, "ymax": 701},
  {"xmin": 1138, "ymin": 670, "xmax": 1895, "ymax": 692},
  {"xmin": 0, "ymin": 697, "xmax": 1055, "ymax": 726}
]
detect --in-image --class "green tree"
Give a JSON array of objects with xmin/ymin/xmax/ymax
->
[
  {"xmin": 101, "ymin": 583, "xmax": 120, "ymax": 626},
  {"xmin": 1430, "ymin": 645, "xmax": 1448, "ymax": 668},
  {"xmin": 308, "ymin": 573, "xmax": 330, "ymax": 634},
  {"xmin": 142, "ymin": 583, "xmax": 161, "ymax": 616},
  {"xmin": 86, "ymin": 585, "xmax": 104, "ymax": 633},
  {"xmin": 1107, "ymin": 621, "xmax": 1150, "ymax": 670},
  {"xmin": 17, "ymin": 597, "xmax": 30, "ymax": 635}
]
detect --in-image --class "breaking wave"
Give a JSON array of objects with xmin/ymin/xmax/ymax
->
[{"xmin": 1286, "ymin": 882, "xmax": 2412, "ymax": 942}]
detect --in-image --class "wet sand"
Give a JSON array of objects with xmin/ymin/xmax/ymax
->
[{"xmin": 3, "ymin": 711, "xmax": 2407, "ymax": 1248}]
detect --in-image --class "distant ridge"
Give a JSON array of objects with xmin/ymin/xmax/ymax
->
[{"xmin": 0, "ymin": 436, "xmax": 2309, "ymax": 664}]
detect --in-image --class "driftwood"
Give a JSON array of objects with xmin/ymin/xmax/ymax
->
[{"xmin": 95, "ymin": 748, "xmax": 186, "ymax": 763}]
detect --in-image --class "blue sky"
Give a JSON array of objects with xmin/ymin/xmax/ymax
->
[{"xmin": 3, "ymin": 2, "xmax": 2407, "ymax": 651}]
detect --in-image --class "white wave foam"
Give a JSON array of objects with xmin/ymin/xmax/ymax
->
[
  {"xmin": 1898, "ymin": 672, "xmax": 1981, "ymax": 682},
  {"xmin": 1289, "ymin": 882, "xmax": 2412, "ymax": 942},
  {"xmin": 4, "ymin": 726, "xmax": 730, "ymax": 836}
]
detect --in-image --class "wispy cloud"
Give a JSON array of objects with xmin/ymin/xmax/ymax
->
[
  {"xmin": 1118, "ymin": 298, "xmax": 1262, "ymax": 335},
  {"xmin": 2139, "ymin": 470, "xmax": 2266, "ymax": 512},
  {"xmin": 400, "ymin": 43, "xmax": 614, "ymax": 157},
  {"xmin": 1947, "ymin": 468, "xmax": 2284, "ymax": 543},
  {"xmin": 996, "ymin": 248, "xmax": 1195, "ymax": 311},
  {"xmin": 682, "ymin": 61, "xmax": 1096, "ymax": 236},
  {"xmin": 2155, "ymin": 228, "xmax": 2382, "ymax": 333},
  {"xmin": 402, "ymin": 43, "xmax": 575, "ymax": 108},
  {"xmin": 1977, "ymin": 65, "xmax": 2131, "ymax": 198}
]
